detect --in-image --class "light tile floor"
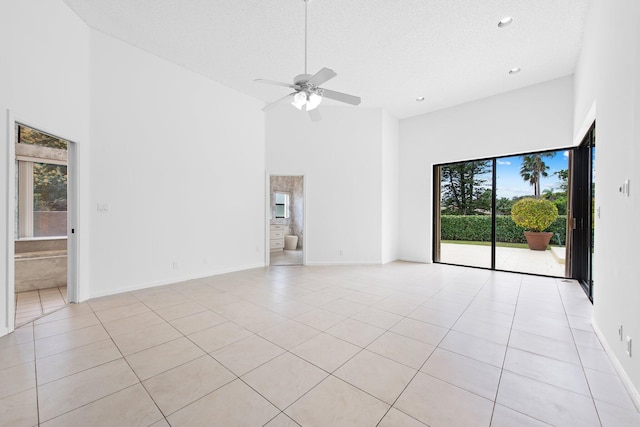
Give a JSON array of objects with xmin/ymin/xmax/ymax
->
[
  {"xmin": 1, "ymin": 263, "xmax": 639, "ymax": 426},
  {"xmin": 14, "ymin": 287, "xmax": 68, "ymax": 327},
  {"xmin": 270, "ymin": 249, "xmax": 303, "ymax": 266}
]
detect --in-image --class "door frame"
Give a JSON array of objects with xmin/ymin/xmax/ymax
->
[
  {"xmin": 265, "ymin": 172, "xmax": 307, "ymax": 266},
  {"xmin": 5, "ymin": 111, "xmax": 79, "ymax": 334}
]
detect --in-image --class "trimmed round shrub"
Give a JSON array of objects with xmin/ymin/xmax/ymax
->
[{"xmin": 511, "ymin": 198, "xmax": 559, "ymax": 232}]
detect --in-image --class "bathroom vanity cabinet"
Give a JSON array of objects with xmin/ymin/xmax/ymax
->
[{"xmin": 270, "ymin": 224, "xmax": 287, "ymax": 251}]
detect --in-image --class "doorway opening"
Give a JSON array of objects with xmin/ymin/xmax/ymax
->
[
  {"xmin": 13, "ymin": 124, "xmax": 70, "ymax": 326},
  {"xmin": 268, "ymin": 175, "xmax": 304, "ymax": 266}
]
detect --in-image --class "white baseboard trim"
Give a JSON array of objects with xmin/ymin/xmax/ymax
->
[
  {"xmin": 592, "ymin": 320, "xmax": 640, "ymax": 410},
  {"xmin": 0, "ymin": 325, "xmax": 9, "ymax": 339},
  {"xmin": 88, "ymin": 262, "xmax": 266, "ymax": 300},
  {"xmin": 397, "ymin": 257, "xmax": 431, "ymax": 264}
]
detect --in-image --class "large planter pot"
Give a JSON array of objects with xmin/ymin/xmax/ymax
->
[{"xmin": 523, "ymin": 231, "xmax": 553, "ymax": 251}]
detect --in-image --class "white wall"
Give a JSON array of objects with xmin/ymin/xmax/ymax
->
[
  {"xmin": 574, "ymin": 0, "xmax": 640, "ymax": 399},
  {"xmin": 266, "ymin": 106, "xmax": 386, "ymax": 264},
  {"xmin": 0, "ymin": 0, "xmax": 91, "ymax": 333},
  {"xmin": 88, "ymin": 31, "xmax": 266, "ymax": 297},
  {"xmin": 381, "ymin": 111, "xmax": 399, "ymax": 263},
  {"xmin": 398, "ymin": 76, "xmax": 574, "ymax": 262}
]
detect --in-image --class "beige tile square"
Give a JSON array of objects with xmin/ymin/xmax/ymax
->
[
  {"xmin": 264, "ymin": 413, "xmax": 301, "ymax": 427},
  {"xmin": 40, "ymin": 384, "xmax": 163, "ymax": 427},
  {"xmin": 0, "ymin": 341, "xmax": 34, "ymax": 370},
  {"xmin": 258, "ymin": 320, "xmax": 320, "ymax": 349},
  {"xmin": 0, "ymin": 325, "xmax": 33, "ymax": 348},
  {"xmin": 0, "ymin": 388, "xmax": 38, "ymax": 427},
  {"xmin": 34, "ymin": 303, "xmax": 93, "ymax": 324},
  {"xmin": 188, "ymin": 322, "xmax": 252, "ymax": 353},
  {"xmin": 352, "ymin": 307, "xmax": 404, "ymax": 329},
  {"xmin": 322, "ymin": 298, "xmax": 368, "ymax": 316},
  {"xmin": 36, "ymin": 339, "xmax": 122, "ymax": 385},
  {"xmin": 94, "ymin": 302, "xmax": 151, "ymax": 323},
  {"xmin": 169, "ymin": 310, "xmax": 227, "ymax": 335},
  {"xmin": 34, "ymin": 312, "xmax": 100, "ymax": 340},
  {"xmin": 496, "ymin": 371, "xmax": 600, "ymax": 427},
  {"xmin": 491, "ymin": 404, "xmax": 550, "ymax": 427},
  {"xmin": 378, "ymin": 408, "xmax": 428, "ymax": 427},
  {"xmin": 143, "ymin": 355, "xmax": 235, "ymax": 415},
  {"xmin": 111, "ymin": 322, "xmax": 181, "ymax": 356},
  {"xmin": 102, "ymin": 311, "xmax": 166, "ymax": 337},
  {"xmin": 390, "ymin": 318, "xmax": 449, "ymax": 346},
  {"xmin": 242, "ymin": 352, "xmax": 327, "ymax": 409},
  {"xmin": 395, "ymin": 372, "xmax": 493, "ymax": 427},
  {"xmin": 154, "ymin": 301, "xmax": 208, "ymax": 321},
  {"xmin": 294, "ymin": 308, "xmax": 346, "ymax": 331},
  {"xmin": 286, "ymin": 376, "xmax": 389, "ymax": 427},
  {"xmin": 211, "ymin": 334, "xmax": 284, "ymax": 376},
  {"xmin": 38, "ymin": 358, "xmax": 138, "ymax": 422},
  {"xmin": 0, "ymin": 361, "xmax": 35, "ymax": 400},
  {"xmin": 88, "ymin": 293, "xmax": 139, "ymax": 312},
  {"xmin": 508, "ymin": 329, "xmax": 581, "ymax": 365},
  {"xmin": 439, "ymin": 330, "xmax": 506, "ymax": 367},
  {"xmin": 126, "ymin": 337, "xmax": 205, "ymax": 380},
  {"xmin": 223, "ymin": 308, "xmax": 288, "ymax": 333},
  {"xmin": 35, "ymin": 324, "xmax": 109, "ymax": 359},
  {"xmin": 367, "ymin": 331, "xmax": 435, "ymax": 369},
  {"xmin": 503, "ymin": 347, "xmax": 590, "ymax": 396},
  {"xmin": 141, "ymin": 293, "xmax": 191, "ymax": 311},
  {"xmin": 421, "ymin": 348, "xmax": 501, "ymax": 400},
  {"xmin": 595, "ymin": 399, "xmax": 640, "ymax": 427},
  {"xmin": 167, "ymin": 379, "xmax": 279, "ymax": 426},
  {"xmin": 585, "ymin": 368, "xmax": 637, "ymax": 411},
  {"xmin": 326, "ymin": 318, "xmax": 385, "ymax": 348},
  {"xmin": 291, "ymin": 332, "xmax": 361, "ymax": 372},
  {"xmin": 269, "ymin": 300, "xmax": 316, "ymax": 318},
  {"xmin": 148, "ymin": 419, "xmax": 171, "ymax": 427},
  {"xmin": 335, "ymin": 350, "xmax": 416, "ymax": 404},
  {"xmin": 372, "ymin": 298, "xmax": 419, "ymax": 316}
]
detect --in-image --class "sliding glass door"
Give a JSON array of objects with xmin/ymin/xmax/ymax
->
[{"xmin": 434, "ymin": 148, "xmax": 570, "ymax": 277}]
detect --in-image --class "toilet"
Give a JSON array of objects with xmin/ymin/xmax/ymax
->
[{"xmin": 284, "ymin": 235, "xmax": 298, "ymax": 250}]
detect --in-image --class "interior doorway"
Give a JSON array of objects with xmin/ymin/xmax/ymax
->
[
  {"xmin": 12, "ymin": 123, "xmax": 73, "ymax": 326},
  {"xmin": 268, "ymin": 175, "xmax": 304, "ymax": 266}
]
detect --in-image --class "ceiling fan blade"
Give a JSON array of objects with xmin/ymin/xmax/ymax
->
[
  {"xmin": 306, "ymin": 68, "xmax": 337, "ymax": 87},
  {"xmin": 308, "ymin": 108, "xmax": 322, "ymax": 122},
  {"xmin": 262, "ymin": 92, "xmax": 296, "ymax": 112},
  {"xmin": 254, "ymin": 79, "xmax": 298, "ymax": 89},
  {"xmin": 318, "ymin": 88, "xmax": 361, "ymax": 106}
]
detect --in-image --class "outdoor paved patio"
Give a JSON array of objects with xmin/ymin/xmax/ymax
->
[{"xmin": 441, "ymin": 243, "xmax": 566, "ymax": 277}]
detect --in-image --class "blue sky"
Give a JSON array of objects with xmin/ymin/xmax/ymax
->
[{"xmin": 494, "ymin": 150, "xmax": 569, "ymax": 199}]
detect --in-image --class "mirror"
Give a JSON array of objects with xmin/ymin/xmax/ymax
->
[{"xmin": 274, "ymin": 191, "xmax": 290, "ymax": 218}]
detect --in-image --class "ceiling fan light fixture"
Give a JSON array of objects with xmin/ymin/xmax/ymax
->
[
  {"xmin": 306, "ymin": 93, "xmax": 322, "ymax": 110},
  {"xmin": 291, "ymin": 92, "xmax": 307, "ymax": 110}
]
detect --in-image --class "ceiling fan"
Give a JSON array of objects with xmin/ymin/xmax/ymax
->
[{"xmin": 255, "ymin": 0, "xmax": 361, "ymax": 121}]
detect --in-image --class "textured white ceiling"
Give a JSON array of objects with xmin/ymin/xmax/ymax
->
[{"xmin": 63, "ymin": 0, "xmax": 591, "ymax": 119}]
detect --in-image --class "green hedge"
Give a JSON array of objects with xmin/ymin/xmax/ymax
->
[{"xmin": 441, "ymin": 215, "xmax": 567, "ymax": 245}]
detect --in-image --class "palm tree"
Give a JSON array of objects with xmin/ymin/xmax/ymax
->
[{"xmin": 520, "ymin": 153, "xmax": 553, "ymax": 198}]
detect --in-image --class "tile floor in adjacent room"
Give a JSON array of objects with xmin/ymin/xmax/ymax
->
[
  {"xmin": 14, "ymin": 286, "xmax": 68, "ymax": 327},
  {"xmin": 1, "ymin": 262, "xmax": 639, "ymax": 426},
  {"xmin": 270, "ymin": 249, "xmax": 303, "ymax": 266}
]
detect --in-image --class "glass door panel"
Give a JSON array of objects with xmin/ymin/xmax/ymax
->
[
  {"xmin": 436, "ymin": 160, "xmax": 493, "ymax": 269},
  {"xmin": 494, "ymin": 151, "xmax": 568, "ymax": 276}
]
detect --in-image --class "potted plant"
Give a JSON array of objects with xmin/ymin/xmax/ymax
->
[{"xmin": 511, "ymin": 198, "xmax": 559, "ymax": 251}]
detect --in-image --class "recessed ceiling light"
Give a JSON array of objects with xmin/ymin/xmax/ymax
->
[
  {"xmin": 498, "ymin": 17, "xmax": 513, "ymax": 28},
  {"xmin": 416, "ymin": 96, "xmax": 425, "ymax": 102},
  {"xmin": 509, "ymin": 67, "xmax": 521, "ymax": 74}
]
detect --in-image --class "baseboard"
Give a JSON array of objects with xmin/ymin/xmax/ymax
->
[
  {"xmin": 0, "ymin": 325, "xmax": 9, "ymax": 339},
  {"xmin": 88, "ymin": 262, "xmax": 266, "ymax": 299},
  {"xmin": 592, "ymin": 320, "xmax": 640, "ymax": 410},
  {"xmin": 398, "ymin": 257, "xmax": 431, "ymax": 264}
]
